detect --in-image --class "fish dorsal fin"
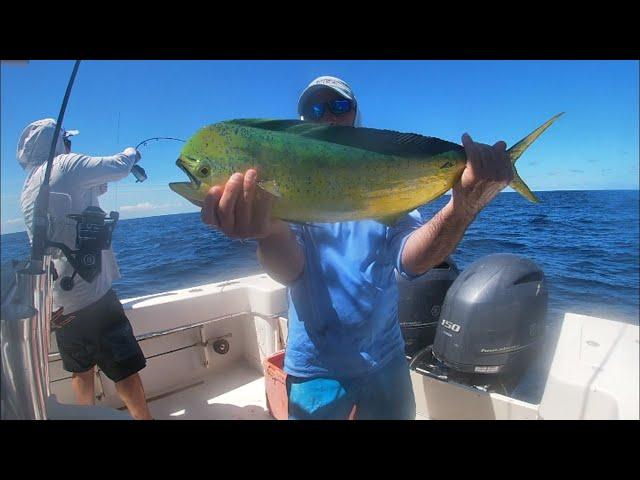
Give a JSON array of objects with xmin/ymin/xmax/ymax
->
[
  {"xmin": 224, "ymin": 119, "xmax": 462, "ymax": 158},
  {"xmin": 226, "ymin": 119, "xmax": 307, "ymax": 132}
]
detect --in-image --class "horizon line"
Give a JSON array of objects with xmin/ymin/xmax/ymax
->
[{"xmin": 2, "ymin": 188, "xmax": 638, "ymax": 236}]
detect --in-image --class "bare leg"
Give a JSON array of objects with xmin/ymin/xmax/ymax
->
[
  {"xmin": 71, "ymin": 368, "xmax": 96, "ymax": 405},
  {"xmin": 115, "ymin": 372, "xmax": 153, "ymax": 420}
]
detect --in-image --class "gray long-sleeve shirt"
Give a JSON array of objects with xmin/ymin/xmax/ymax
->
[{"xmin": 21, "ymin": 148, "xmax": 138, "ymax": 314}]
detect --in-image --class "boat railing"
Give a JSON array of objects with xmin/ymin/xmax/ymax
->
[
  {"xmin": 1, "ymin": 256, "xmax": 53, "ymax": 420},
  {"xmin": 47, "ymin": 310, "xmax": 286, "ymax": 362}
]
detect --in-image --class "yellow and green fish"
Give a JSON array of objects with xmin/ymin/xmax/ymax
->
[{"xmin": 169, "ymin": 114, "xmax": 563, "ymax": 225}]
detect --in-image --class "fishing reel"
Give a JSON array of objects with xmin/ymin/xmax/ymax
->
[
  {"xmin": 47, "ymin": 206, "xmax": 119, "ymax": 291},
  {"xmin": 130, "ymin": 165, "xmax": 147, "ymax": 183}
]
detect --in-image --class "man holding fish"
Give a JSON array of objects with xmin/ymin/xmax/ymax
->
[{"xmin": 194, "ymin": 76, "xmax": 553, "ymax": 420}]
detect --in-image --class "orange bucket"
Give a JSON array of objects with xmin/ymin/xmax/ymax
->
[
  {"xmin": 264, "ymin": 350, "xmax": 288, "ymax": 420},
  {"xmin": 264, "ymin": 350, "xmax": 358, "ymax": 420}
]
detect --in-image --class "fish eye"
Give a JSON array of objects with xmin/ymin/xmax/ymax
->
[{"xmin": 199, "ymin": 167, "xmax": 209, "ymax": 176}]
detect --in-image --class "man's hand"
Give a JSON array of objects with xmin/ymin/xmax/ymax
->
[
  {"xmin": 402, "ymin": 134, "xmax": 512, "ymax": 276},
  {"xmin": 200, "ymin": 168, "xmax": 304, "ymax": 284},
  {"xmin": 200, "ymin": 169, "xmax": 289, "ymax": 240},
  {"xmin": 451, "ymin": 133, "xmax": 513, "ymax": 219}
]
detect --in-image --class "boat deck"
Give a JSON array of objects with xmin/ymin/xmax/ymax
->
[
  {"xmin": 121, "ymin": 362, "xmax": 429, "ymax": 420},
  {"xmin": 140, "ymin": 362, "xmax": 273, "ymax": 420}
]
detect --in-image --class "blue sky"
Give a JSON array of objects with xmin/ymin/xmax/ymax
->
[{"xmin": 2, "ymin": 60, "xmax": 638, "ymax": 234}]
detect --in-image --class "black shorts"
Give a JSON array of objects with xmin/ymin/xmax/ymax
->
[{"xmin": 54, "ymin": 289, "xmax": 146, "ymax": 383}]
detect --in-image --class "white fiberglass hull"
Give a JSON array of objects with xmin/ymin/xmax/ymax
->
[{"xmin": 46, "ymin": 274, "xmax": 639, "ymax": 420}]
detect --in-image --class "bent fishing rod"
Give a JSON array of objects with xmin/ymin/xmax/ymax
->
[{"xmin": 30, "ymin": 60, "xmax": 81, "ymax": 266}]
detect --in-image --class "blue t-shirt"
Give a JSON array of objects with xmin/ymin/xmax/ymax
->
[{"xmin": 284, "ymin": 210, "xmax": 423, "ymax": 379}]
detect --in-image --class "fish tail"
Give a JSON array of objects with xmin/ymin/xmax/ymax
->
[
  {"xmin": 510, "ymin": 167, "xmax": 539, "ymax": 203},
  {"xmin": 507, "ymin": 112, "xmax": 564, "ymax": 203}
]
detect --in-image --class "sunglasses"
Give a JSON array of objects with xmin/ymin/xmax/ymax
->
[{"xmin": 306, "ymin": 99, "xmax": 354, "ymax": 120}]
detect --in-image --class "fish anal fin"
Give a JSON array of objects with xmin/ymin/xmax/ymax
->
[
  {"xmin": 375, "ymin": 209, "xmax": 413, "ymax": 226},
  {"xmin": 257, "ymin": 180, "xmax": 282, "ymax": 198},
  {"xmin": 284, "ymin": 220, "xmax": 321, "ymax": 229}
]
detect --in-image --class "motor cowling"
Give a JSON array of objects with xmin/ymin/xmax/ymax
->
[
  {"xmin": 396, "ymin": 257, "xmax": 459, "ymax": 357},
  {"xmin": 432, "ymin": 253, "xmax": 548, "ymax": 376}
]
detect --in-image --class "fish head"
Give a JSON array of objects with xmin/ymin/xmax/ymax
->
[{"xmin": 169, "ymin": 154, "xmax": 214, "ymax": 208}]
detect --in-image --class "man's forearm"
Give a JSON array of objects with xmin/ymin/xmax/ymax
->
[
  {"xmin": 401, "ymin": 198, "xmax": 476, "ymax": 276},
  {"xmin": 69, "ymin": 149, "xmax": 138, "ymax": 188},
  {"xmin": 257, "ymin": 223, "xmax": 304, "ymax": 285}
]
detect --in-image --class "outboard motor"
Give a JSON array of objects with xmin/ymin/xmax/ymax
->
[
  {"xmin": 396, "ymin": 257, "xmax": 459, "ymax": 357},
  {"xmin": 431, "ymin": 253, "xmax": 548, "ymax": 381}
]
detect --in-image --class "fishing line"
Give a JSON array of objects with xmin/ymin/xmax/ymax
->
[
  {"xmin": 115, "ymin": 112, "xmax": 120, "ymax": 210},
  {"xmin": 129, "ymin": 137, "xmax": 187, "ymax": 184},
  {"xmin": 135, "ymin": 137, "xmax": 186, "ymax": 150}
]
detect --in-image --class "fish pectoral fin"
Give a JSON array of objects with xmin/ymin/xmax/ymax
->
[
  {"xmin": 374, "ymin": 210, "xmax": 413, "ymax": 226},
  {"xmin": 257, "ymin": 180, "xmax": 282, "ymax": 198}
]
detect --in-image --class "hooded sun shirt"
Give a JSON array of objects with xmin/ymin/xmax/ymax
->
[{"xmin": 18, "ymin": 119, "xmax": 139, "ymax": 314}]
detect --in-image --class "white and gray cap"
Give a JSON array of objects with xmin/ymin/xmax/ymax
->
[
  {"xmin": 63, "ymin": 128, "xmax": 80, "ymax": 138},
  {"xmin": 297, "ymin": 75, "xmax": 358, "ymax": 118}
]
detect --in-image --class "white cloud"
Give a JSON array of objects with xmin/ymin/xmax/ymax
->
[
  {"xmin": 1, "ymin": 218, "xmax": 26, "ymax": 235},
  {"xmin": 118, "ymin": 202, "xmax": 186, "ymax": 215},
  {"xmin": 120, "ymin": 202, "xmax": 155, "ymax": 212}
]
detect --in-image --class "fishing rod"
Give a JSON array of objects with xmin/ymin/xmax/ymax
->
[
  {"xmin": 130, "ymin": 137, "xmax": 186, "ymax": 183},
  {"xmin": 30, "ymin": 60, "xmax": 81, "ymax": 266}
]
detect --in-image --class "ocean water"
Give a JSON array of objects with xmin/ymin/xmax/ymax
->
[{"xmin": 2, "ymin": 190, "xmax": 639, "ymax": 326}]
